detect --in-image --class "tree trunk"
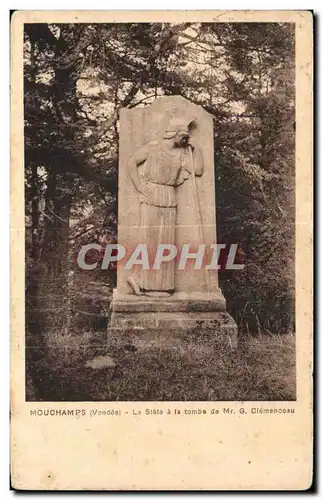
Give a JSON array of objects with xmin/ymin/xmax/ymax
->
[
  {"xmin": 37, "ymin": 171, "xmax": 74, "ymax": 335},
  {"xmin": 35, "ymin": 25, "xmax": 80, "ymax": 339}
]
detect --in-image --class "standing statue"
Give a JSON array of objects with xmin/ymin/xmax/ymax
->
[
  {"xmin": 126, "ymin": 117, "xmax": 204, "ymax": 297},
  {"xmin": 108, "ymin": 97, "xmax": 237, "ymax": 349}
]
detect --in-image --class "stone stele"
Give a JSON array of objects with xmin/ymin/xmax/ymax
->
[{"xmin": 108, "ymin": 96, "xmax": 238, "ymax": 349}]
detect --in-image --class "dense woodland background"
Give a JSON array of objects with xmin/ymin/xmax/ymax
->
[{"xmin": 24, "ymin": 22, "xmax": 295, "ymax": 365}]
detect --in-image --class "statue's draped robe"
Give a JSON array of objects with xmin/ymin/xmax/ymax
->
[{"xmin": 138, "ymin": 141, "xmax": 190, "ymax": 291}]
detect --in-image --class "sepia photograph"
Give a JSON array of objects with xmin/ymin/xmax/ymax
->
[
  {"xmin": 10, "ymin": 10, "xmax": 313, "ymax": 491},
  {"xmin": 23, "ymin": 19, "xmax": 297, "ymax": 402}
]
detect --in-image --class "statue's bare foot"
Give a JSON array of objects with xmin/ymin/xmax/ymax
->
[
  {"xmin": 126, "ymin": 276, "xmax": 142, "ymax": 296},
  {"xmin": 144, "ymin": 291, "xmax": 172, "ymax": 298}
]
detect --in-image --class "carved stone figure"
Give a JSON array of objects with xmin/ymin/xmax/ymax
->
[
  {"xmin": 108, "ymin": 96, "xmax": 238, "ymax": 350},
  {"xmin": 126, "ymin": 118, "xmax": 203, "ymax": 297}
]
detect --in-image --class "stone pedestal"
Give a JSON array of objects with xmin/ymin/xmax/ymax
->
[
  {"xmin": 107, "ymin": 95, "xmax": 238, "ymax": 350},
  {"xmin": 109, "ymin": 290, "xmax": 237, "ymax": 350}
]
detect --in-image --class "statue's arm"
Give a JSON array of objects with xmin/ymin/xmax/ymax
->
[
  {"xmin": 192, "ymin": 145, "xmax": 204, "ymax": 176},
  {"xmin": 185, "ymin": 139, "xmax": 204, "ymax": 176},
  {"xmin": 127, "ymin": 144, "xmax": 150, "ymax": 196}
]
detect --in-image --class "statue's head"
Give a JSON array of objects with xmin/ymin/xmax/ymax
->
[{"xmin": 164, "ymin": 117, "xmax": 195, "ymax": 147}]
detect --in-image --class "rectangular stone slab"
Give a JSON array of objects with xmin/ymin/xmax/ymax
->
[
  {"xmin": 110, "ymin": 290, "xmax": 226, "ymax": 313},
  {"xmin": 116, "ymin": 95, "xmax": 221, "ymax": 295},
  {"xmin": 108, "ymin": 95, "xmax": 237, "ymax": 348},
  {"xmin": 108, "ymin": 311, "xmax": 238, "ymax": 350}
]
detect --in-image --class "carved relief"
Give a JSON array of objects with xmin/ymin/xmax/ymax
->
[{"xmin": 126, "ymin": 117, "xmax": 204, "ymax": 296}]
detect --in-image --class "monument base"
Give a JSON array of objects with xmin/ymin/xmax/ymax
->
[{"xmin": 107, "ymin": 290, "xmax": 238, "ymax": 351}]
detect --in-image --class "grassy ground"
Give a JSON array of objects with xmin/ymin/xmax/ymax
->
[{"xmin": 26, "ymin": 331, "xmax": 296, "ymax": 402}]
